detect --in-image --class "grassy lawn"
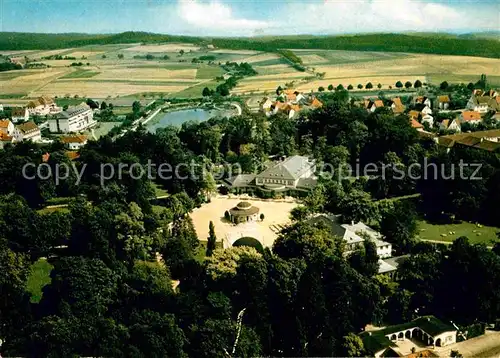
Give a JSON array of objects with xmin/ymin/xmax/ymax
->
[
  {"xmin": 417, "ymin": 220, "xmax": 499, "ymax": 246},
  {"xmin": 152, "ymin": 183, "xmax": 169, "ymax": 198},
  {"xmin": 60, "ymin": 70, "xmax": 100, "ymax": 79},
  {"xmin": 26, "ymin": 258, "xmax": 53, "ymax": 303},
  {"xmin": 55, "ymin": 97, "xmax": 86, "ymax": 107},
  {"xmin": 89, "ymin": 121, "xmax": 121, "ymax": 138},
  {"xmin": 196, "ymin": 66, "xmax": 224, "ymax": 80}
]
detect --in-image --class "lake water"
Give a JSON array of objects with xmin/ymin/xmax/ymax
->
[{"xmin": 147, "ymin": 108, "xmax": 230, "ymax": 133}]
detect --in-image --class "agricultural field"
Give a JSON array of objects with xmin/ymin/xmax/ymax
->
[
  {"xmin": 0, "ymin": 43, "xmax": 499, "ymax": 101},
  {"xmin": 233, "ymin": 51, "xmax": 500, "ymax": 95}
]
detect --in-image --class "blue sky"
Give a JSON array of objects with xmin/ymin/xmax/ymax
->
[{"xmin": 1, "ymin": 0, "xmax": 499, "ymax": 36}]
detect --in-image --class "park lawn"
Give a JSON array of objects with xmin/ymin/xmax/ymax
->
[
  {"xmin": 26, "ymin": 258, "xmax": 53, "ymax": 303},
  {"xmin": 417, "ymin": 220, "xmax": 499, "ymax": 246},
  {"xmin": 60, "ymin": 70, "xmax": 100, "ymax": 79}
]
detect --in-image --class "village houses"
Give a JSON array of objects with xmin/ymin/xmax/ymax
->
[{"xmin": 260, "ymin": 89, "xmax": 323, "ymax": 118}]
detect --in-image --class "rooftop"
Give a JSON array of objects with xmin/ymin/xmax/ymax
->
[
  {"xmin": 258, "ymin": 155, "xmax": 315, "ymax": 181},
  {"xmin": 16, "ymin": 121, "xmax": 39, "ymax": 133}
]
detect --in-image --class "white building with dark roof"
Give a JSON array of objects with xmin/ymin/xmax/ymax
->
[
  {"xmin": 224, "ymin": 155, "xmax": 317, "ymax": 193},
  {"xmin": 309, "ymin": 213, "xmax": 393, "ymax": 261},
  {"xmin": 48, "ymin": 103, "xmax": 95, "ymax": 133}
]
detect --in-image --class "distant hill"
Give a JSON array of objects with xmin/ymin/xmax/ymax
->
[
  {"xmin": 212, "ymin": 33, "xmax": 500, "ymax": 58},
  {"xmin": 0, "ymin": 31, "xmax": 203, "ymax": 51},
  {"xmin": 0, "ymin": 32, "xmax": 499, "ymax": 58}
]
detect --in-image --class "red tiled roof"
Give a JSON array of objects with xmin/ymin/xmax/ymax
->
[
  {"xmin": 311, "ymin": 98, "xmax": 323, "ymax": 108},
  {"xmin": 411, "ymin": 118, "xmax": 423, "ymax": 129},
  {"xmin": 42, "ymin": 153, "xmax": 50, "ymax": 162},
  {"xmin": 60, "ymin": 135, "xmax": 88, "ymax": 144},
  {"xmin": 0, "ymin": 120, "xmax": 11, "ymax": 128},
  {"xmin": 462, "ymin": 111, "xmax": 481, "ymax": 121}
]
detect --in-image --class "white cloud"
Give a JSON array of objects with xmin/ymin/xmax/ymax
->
[
  {"xmin": 267, "ymin": 0, "xmax": 499, "ymax": 35},
  {"xmin": 177, "ymin": 0, "xmax": 270, "ymax": 35}
]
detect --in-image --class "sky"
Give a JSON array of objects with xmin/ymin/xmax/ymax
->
[{"xmin": 1, "ymin": 0, "xmax": 499, "ymax": 36}]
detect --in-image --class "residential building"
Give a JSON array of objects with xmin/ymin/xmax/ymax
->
[
  {"xmin": 410, "ymin": 105, "xmax": 433, "ymax": 127},
  {"xmin": 60, "ymin": 134, "xmax": 88, "ymax": 150},
  {"xmin": 447, "ymin": 118, "xmax": 462, "ymax": 132},
  {"xmin": 460, "ymin": 111, "xmax": 482, "ymax": 125},
  {"xmin": 11, "ymin": 107, "xmax": 29, "ymax": 123},
  {"xmin": 437, "ymin": 95, "xmax": 450, "ymax": 110},
  {"xmin": 0, "ymin": 119, "xmax": 14, "ymax": 135},
  {"xmin": 26, "ymin": 95, "xmax": 60, "ymax": 116},
  {"xmin": 224, "ymin": 155, "xmax": 317, "ymax": 193},
  {"xmin": 13, "ymin": 121, "xmax": 41, "ymax": 142},
  {"xmin": 48, "ymin": 103, "xmax": 95, "ymax": 133},
  {"xmin": 390, "ymin": 97, "xmax": 406, "ymax": 114},
  {"xmin": 308, "ymin": 214, "xmax": 393, "ymax": 259},
  {"xmin": 0, "ymin": 104, "xmax": 4, "ymax": 112},
  {"xmin": 367, "ymin": 99, "xmax": 384, "ymax": 112}
]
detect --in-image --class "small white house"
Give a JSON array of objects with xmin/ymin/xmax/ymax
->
[{"xmin": 13, "ymin": 121, "xmax": 41, "ymax": 142}]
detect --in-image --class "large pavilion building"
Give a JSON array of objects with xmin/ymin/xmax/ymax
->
[{"xmin": 228, "ymin": 201, "xmax": 260, "ymax": 224}]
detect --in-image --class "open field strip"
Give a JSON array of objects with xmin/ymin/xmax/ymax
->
[
  {"xmin": 238, "ymin": 52, "xmax": 281, "ymax": 64},
  {"xmin": 66, "ymin": 50, "xmax": 105, "ymax": 58},
  {"xmin": 91, "ymin": 67, "xmax": 198, "ymax": 80},
  {"xmin": 30, "ymin": 48, "xmax": 75, "ymax": 59},
  {"xmin": 124, "ymin": 43, "xmax": 201, "ymax": 52},
  {"xmin": 31, "ymin": 81, "xmax": 189, "ymax": 98},
  {"xmin": 298, "ymin": 54, "xmax": 330, "ymax": 64},
  {"xmin": 56, "ymin": 78, "xmax": 201, "ymax": 84},
  {"xmin": 253, "ymin": 64, "xmax": 298, "ymax": 75},
  {"xmin": 240, "ymin": 72, "xmax": 309, "ymax": 82},
  {"xmin": 0, "ymin": 50, "xmax": 37, "ymax": 56},
  {"xmin": 210, "ymin": 49, "xmax": 261, "ymax": 55}
]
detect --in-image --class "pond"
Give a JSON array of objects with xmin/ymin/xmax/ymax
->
[{"xmin": 147, "ymin": 108, "xmax": 232, "ymax": 133}]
